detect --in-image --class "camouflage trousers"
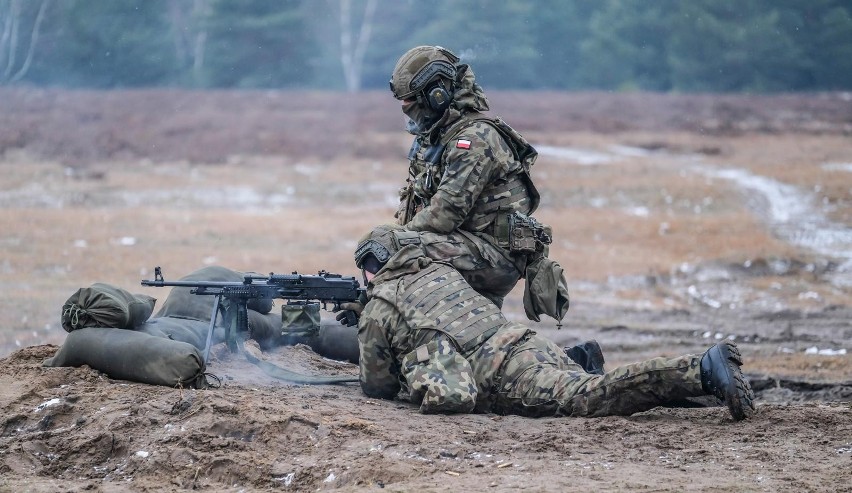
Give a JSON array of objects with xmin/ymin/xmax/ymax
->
[
  {"xmin": 492, "ymin": 334, "xmax": 704, "ymax": 418},
  {"xmin": 419, "ymin": 230, "xmax": 525, "ymax": 308}
]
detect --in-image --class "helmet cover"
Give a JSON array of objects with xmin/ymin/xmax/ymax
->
[
  {"xmin": 390, "ymin": 45, "xmax": 459, "ymax": 100},
  {"xmin": 354, "ymin": 224, "xmax": 421, "ymax": 270}
]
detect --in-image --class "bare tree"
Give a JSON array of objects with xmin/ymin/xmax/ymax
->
[
  {"xmin": 339, "ymin": 0, "xmax": 377, "ymax": 92},
  {"xmin": 191, "ymin": 0, "xmax": 209, "ymax": 85},
  {"xmin": 167, "ymin": 0, "xmax": 191, "ymax": 67},
  {"xmin": 9, "ymin": 0, "xmax": 47, "ymax": 82},
  {"xmin": 0, "ymin": 0, "xmax": 22, "ymax": 80},
  {"xmin": 166, "ymin": 0, "xmax": 209, "ymax": 87},
  {"xmin": 0, "ymin": 0, "xmax": 49, "ymax": 84}
]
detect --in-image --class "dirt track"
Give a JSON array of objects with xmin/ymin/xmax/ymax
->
[{"xmin": 1, "ymin": 89, "xmax": 851, "ymax": 491}]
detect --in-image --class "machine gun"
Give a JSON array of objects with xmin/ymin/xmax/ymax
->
[{"xmin": 142, "ymin": 266, "xmax": 364, "ymax": 365}]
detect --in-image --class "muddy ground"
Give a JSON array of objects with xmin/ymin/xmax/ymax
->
[{"xmin": 1, "ymin": 88, "xmax": 851, "ymax": 492}]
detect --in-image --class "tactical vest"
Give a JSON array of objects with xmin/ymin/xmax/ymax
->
[
  {"xmin": 375, "ymin": 261, "xmax": 507, "ymax": 356},
  {"xmin": 407, "ymin": 114, "xmax": 541, "ymax": 234}
]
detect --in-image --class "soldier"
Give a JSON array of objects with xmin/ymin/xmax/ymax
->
[
  {"xmin": 387, "ymin": 45, "xmax": 565, "ymax": 317},
  {"xmin": 353, "ymin": 225, "xmax": 756, "ymax": 420}
]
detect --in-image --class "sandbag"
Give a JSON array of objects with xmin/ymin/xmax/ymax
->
[
  {"xmin": 61, "ymin": 283, "xmax": 156, "ymax": 332},
  {"xmin": 309, "ymin": 322, "xmax": 359, "ymax": 364},
  {"xmin": 138, "ymin": 316, "xmax": 214, "ymax": 351},
  {"xmin": 249, "ymin": 307, "xmax": 358, "ymax": 363},
  {"xmin": 43, "ymin": 327, "xmax": 207, "ymax": 388},
  {"xmin": 246, "ymin": 309, "xmax": 290, "ymax": 349}
]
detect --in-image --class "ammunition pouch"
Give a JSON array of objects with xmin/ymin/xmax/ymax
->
[
  {"xmin": 493, "ymin": 211, "xmax": 552, "ymax": 255},
  {"xmin": 280, "ymin": 302, "xmax": 321, "ymax": 338}
]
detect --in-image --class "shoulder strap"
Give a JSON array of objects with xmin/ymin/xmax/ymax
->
[{"xmin": 439, "ymin": 114, "xmax": 483, "ymax": 147}]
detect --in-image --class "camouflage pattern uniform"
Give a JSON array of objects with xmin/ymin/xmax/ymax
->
[
  {"xmin": 358, "ymin": 245, "xmax": 706, "ymax": 417},
  {"xmin": 392, "ymin": 49, "xmax": 541, "ymax": 307}
]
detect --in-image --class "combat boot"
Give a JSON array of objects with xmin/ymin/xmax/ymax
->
[
  {"xmin": 563, "ymin": 340, "xmax": 605, "ymax": 375},
  {"xmin": 700, "ymin": 341, "xmax": 756, "ymax": 421}
]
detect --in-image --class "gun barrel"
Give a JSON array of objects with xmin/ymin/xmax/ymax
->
[
  {"xmin": 141, "ymin": 279, "xmax": 249, "ymax": 288},
  {"xmin": 141, "ymin": 269, "xmax": 363, "ymax": 303}
]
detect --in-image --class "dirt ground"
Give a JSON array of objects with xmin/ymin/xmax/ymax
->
[{"xmin": 1, "ymin": 88, "xmax": 851, "ymax": 492}]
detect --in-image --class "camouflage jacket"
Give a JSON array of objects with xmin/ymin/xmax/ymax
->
[
  {"xmin": 357, "ymin": 244, "xmax": 530, "ymax": 413},
  {"xmin": 401, "ymin": 64, "xmax": 540, "ymax": 238}
]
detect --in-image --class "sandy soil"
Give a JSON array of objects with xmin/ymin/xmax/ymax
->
[{"xmin": 1, "ymin": 88, "xmax": 851, "ymax": 492}]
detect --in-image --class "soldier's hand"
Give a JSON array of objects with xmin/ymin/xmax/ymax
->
[{"xmin": 333, "ymin": 301, "xmax": 364, "ymax": 327}]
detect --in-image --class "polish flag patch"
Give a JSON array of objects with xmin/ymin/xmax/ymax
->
[{"xmin": 456, "ymin": 139, "xmax": 472, "ymax": 149}]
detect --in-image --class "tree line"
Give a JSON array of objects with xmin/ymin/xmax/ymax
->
[{"xmin": 2, "ymin": 0, "xmax": 851, "ymax": 92}]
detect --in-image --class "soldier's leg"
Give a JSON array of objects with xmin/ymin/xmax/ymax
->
[
  {"xmin": 493, "ymin": 335, "xmax": 587, "ymax": 417},
  {"xmin": 496, "ymin": 337, "xmax": 753, "ymax": 420},
  {"xmin": 551, "ymin": 355, "xmax": 705, "ymax": 417}
]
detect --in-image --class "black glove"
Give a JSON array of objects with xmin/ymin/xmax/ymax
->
[{"xmin": 333, "ymin": 301, "xmax": 364, "ymax": 327}]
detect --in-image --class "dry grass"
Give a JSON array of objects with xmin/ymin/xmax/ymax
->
[{"xmin": 1, "ymin": 90, "xmax": 850, "ymax": 354}]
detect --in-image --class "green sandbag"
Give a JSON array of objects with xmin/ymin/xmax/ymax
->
[
  {"xmin": 138, "ymin": 316, "xmax": 213, "ymax": 351},
  {"xmin": 61, "ymin": 283, "xmax": 156, "ymax": 332},
  {"xmin": 245, "ymin": 310, "xmax": 283, "ymax": 348},
  {"xmin": 249, "ymin": 305, "xmax": 359, "ymax": 363},
  {"xmin": 309, "ymin": 322, "xmax": 359, "ymax": 364},
  {"xmin": 43, "ymin": 327, "xmax": 207, "ymax": 388}
]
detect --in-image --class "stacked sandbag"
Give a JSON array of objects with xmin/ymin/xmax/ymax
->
[
  {"xmin": 61, "ymin": 283, "xmax": 156, "ymax": 332},
  {"xmin": 44, "ymin": 327, "xmax": 207, "ymax": 388},
  {"xmin": 138, "ymin": 316, "xmax": 212, "ymax": 351},
  {"xmin": 310, "ymin": 321, "xmax": 359, "ymax": 364},
  {"xmin": 45, "ymin": 266, "xmax": 361, "ymax": 387},
  {"xmin": 49, "ymin": 281, "xmax": 208, "ymax": 388}
]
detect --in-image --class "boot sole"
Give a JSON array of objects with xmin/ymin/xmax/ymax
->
[{"xmin": 717, "ymin": 342, "xmax": 756, "ymax": 421}]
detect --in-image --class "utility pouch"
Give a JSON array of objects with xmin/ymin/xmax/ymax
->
[
  {"xmin": 494, "ymin": 211, "xmax": 552, "ymax": 254},
  {"xmin": 280, "ymin": 302, "xmax": 321, "ymax": 338}
]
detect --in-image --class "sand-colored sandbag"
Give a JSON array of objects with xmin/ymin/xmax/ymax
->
[{"xmin": 43, "ymin": 327, "xmax": 207, "ymax": 388}]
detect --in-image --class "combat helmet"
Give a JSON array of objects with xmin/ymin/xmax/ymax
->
[
  {"xmin": 390, "ymin": 46, "xmax": 460, "ymax": 113},
  {"xmin": 354, "ymin": 224, "xmax": 422, "ymax": 274}
]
